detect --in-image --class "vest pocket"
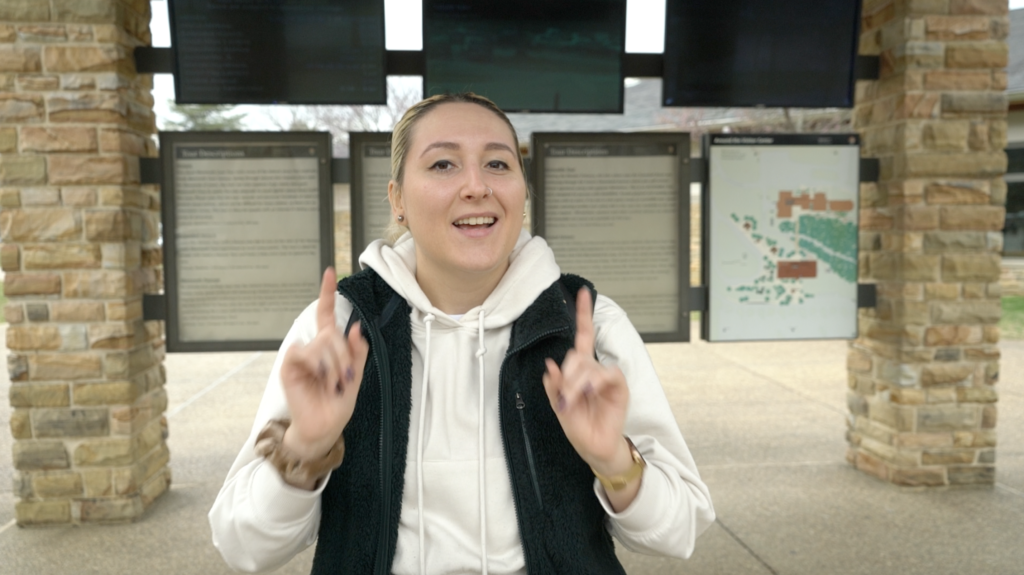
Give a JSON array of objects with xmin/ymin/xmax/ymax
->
[{"xmin": 516, "ymin": 392, "xmax": 544, "ymax": 510}]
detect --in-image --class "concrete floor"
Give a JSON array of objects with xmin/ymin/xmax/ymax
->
[{"xmin": 1, "ymin": 324, "xmax": 1022, "ymax": 574}]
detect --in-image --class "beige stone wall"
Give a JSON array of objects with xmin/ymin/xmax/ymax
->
[
  {"xmin": 848, "ymin": 0, "xmax": 1007, "ymax": 486},
  {"xmin": 1, "ymin": 0, "xmax": 167, "ymax": 524}
]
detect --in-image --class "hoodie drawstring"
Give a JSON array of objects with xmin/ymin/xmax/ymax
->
[
  {"xmin": 475, "ymin": 311, "xmax": 489, "ymax": 575},
  {"xmin": 416, "ymin": 313, "xmax": 436, "ymax": 575}
]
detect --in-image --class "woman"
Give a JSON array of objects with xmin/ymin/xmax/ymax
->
[{"xmin": 209, "ymin": 93, "xmax": 714, "ymax": 574}]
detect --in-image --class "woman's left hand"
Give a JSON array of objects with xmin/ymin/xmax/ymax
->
[{"xmin": 542, "ymin": 288, "xmax": 631, "ymax": 478}]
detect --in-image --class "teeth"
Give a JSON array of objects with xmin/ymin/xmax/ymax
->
[{"xmin": 455, "ymin": 216, "xmax": 495, "ymax": 226}]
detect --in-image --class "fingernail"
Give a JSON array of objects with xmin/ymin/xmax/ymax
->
[
  {"xmin": 345, "ymin": 366, "xmax": 354, "ymax": 382},
  {"xmin": 557, "ymin": 395, "xmax": 566, "ymax": 412},
  {"xmin": 583, "ymin": 381, "xmax": 594, "ymax": 396},
  {"xmin": 335, "ymin": 381, "xmax": 344, "ymax": 395}
]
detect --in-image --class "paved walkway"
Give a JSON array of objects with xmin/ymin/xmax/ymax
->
[{"xmin": 1, "ymin": 325, "xmax": 1022, "ymax": 574}]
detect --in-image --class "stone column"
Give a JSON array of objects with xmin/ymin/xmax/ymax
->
[
  {"xmin": 1, "ymin": 0, "xmax": 167, "ymax": 523},
  {"xmin": 848, "ymin": 0, "xmax": 1007, "ymax": 486}
]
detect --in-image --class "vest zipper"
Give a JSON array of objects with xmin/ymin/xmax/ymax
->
[
  {"xmin": 515, "ymin": 392, "xmax": 543, "ymax": 510},
  {"xmin": 499, "ymin": 326, "xmax": 569, "ymax": 574},
  {"xmin": 367, "ymin": 317, "xmax": 394, "ymax": 575}
]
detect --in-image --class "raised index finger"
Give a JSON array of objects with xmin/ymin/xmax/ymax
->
[
  {"xmin": 574, "ymin": 287, "xmax": 595, "ymax": 358},
  {"xmin": 316, "ymin": 267, "xmax": 338, "ymax": 332}
]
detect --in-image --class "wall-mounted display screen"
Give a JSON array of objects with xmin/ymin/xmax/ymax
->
[
  {"xmin": 169, "ymin": 0, "xmax": 386, "ymax": 105},
  {"xmin": 703, "ymin": 134, "xmax": 860, "ymax": 342},
  {"xmin": 424, "ymin": 0, "xmax": 626, "ymax": 113},
  {"xmin": 663, "ymin": 0, "xmax": 860, "ymax": 108},
  {"xmin": 532, "ymin": 133, "xmax": 690, "ymax": 342}
]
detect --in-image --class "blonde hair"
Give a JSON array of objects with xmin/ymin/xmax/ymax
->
[{"xmin": 385, "ymin": 93, "xmax": 526, "ymax": 243}]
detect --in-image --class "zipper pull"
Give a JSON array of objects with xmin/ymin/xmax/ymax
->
[{"xmin": 515, "ymin": 392, "xmax": 525, "ymax": 410}]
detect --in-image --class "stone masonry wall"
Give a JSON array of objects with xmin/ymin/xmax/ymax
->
[
  {"xmin": 848, "ymin": 0, "xmax": 1007, "ymax": 486},
  {"xmin": 1, "ymin": 0, "xmax": 168, "ymax": 523}
]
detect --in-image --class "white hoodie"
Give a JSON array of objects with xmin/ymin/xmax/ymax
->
[{"xmin": 209, "ymin": 231, "xmax": 715, "ymax": 574}]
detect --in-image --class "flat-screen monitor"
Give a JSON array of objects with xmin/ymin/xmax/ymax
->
[
  {"xmin": 169, "ymin": 0, "xmax": 386, "ymax": 105},
  {"xmin": 424, "ymin": 0, "xmax": 626, "ymax": 113},
  {"xmin": 663, "ymin": 0, "xmax": 861, "ymax": 108}
]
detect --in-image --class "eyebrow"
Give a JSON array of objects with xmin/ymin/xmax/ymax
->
[{"xmin": 419, "ymin": 141, "xmax": 516, "ymax": 157}]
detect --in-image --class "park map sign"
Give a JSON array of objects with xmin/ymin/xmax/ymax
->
[{"xmin": 703, "ymin": 134, "xmax": 860, "ymax": 342}]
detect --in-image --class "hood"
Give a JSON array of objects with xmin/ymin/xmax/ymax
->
[{"xmin": 357, "ymin": 229, "xmax": 562, "ymax": 329}]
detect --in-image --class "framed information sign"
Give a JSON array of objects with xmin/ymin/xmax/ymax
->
[
  {"xmin": 349, "ymin": 132, "xmax": 393, "ymax": 267},
  {"xmin": 702, "ymin": 134, "xmax": 860, "ymax": 342},
  {"xmin": 531, "ymin": 133, "xmax": 691, "ymax": 342},
  {"xmin": 159, "ymin": 132, "xmax": 335, "ymax": 352}
]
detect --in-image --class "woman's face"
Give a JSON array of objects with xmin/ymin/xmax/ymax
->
[{"xmin": 390, "ymin": 102, "xmax": 527, "ymax": 283}]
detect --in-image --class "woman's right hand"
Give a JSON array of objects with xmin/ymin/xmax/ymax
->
[{"xmin": 279, "ymin": 267, "xmax": 370, "ymax": 467}]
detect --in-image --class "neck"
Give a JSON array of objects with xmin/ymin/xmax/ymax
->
[{"xmin": 415, "ymin": 258, "xmax": 509, "ymax": 315}]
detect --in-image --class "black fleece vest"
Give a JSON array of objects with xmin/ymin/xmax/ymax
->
[{"xmin": 310, "ymin": 268, "xmax": 625, "ymax": 575}]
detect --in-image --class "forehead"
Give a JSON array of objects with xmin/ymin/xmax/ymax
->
[{"xmin": 410, "ymin": 103, "xmax": 517, "ymax": 150}]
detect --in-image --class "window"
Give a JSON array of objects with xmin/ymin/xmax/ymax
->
[{"xmin": 1005, "ymin": 146, "xmax": 1024, "ymax": 256}]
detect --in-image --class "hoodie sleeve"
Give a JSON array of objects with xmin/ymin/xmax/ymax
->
[
  {"xmin": 589, "ymin": 295, "xmax": 716, "ymax": 558},
  {"xmin": 208, "ymin": 296, "xmax": 354, "ymax": 573}
]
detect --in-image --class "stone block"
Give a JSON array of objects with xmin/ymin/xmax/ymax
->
[
  {"xmin": 964, "ymin": 346, "xmax": 1000, "ymax": 361},
  {"xmin": 49, "ymin": 155, "xmax": 134, "ymax": 186},
  {"xmin": 917, "ymin": 404, "xmax": 980, "ymax": 431},
  {"xmin": 43, "ymin": 45, "xmax": 125, "ymax": 73},
  {"xmin": 870, "ymin": 253, "xmax": 940, "ymax": 281},
  {"xmin": 28, "ymin": 353, "xmax": 103, "ymax": 380},
  {"xmin": 99, "ymin": 128, "xmax": 149, "ymax": 156},
  {"xmin": 59, "ymin": 324, "xmax": 87, "ymax": 351},
  {"xmin": 0, "ymin": 0, "xmax": 51, "ymax": 21},
  {"xmin": 942, "ymin": 253, "xmax": 1001, "ymax": 281},
  {"xmin": 73, "ymin": 381, "xmax": 141, "ymax": 406},
  {"xmin": 924, "ymin": 283, "xmax": 960, "ymax": 299},
  {"xmin": 925, "ymin": 182, "xmax": 989, "ymax": 204},
  {"xmin": 106, "ymin": 299, "xmax": 142, "ymax": 321},
  {"xmin": 0, "ymin": 155, "xmax": 46, "ymax": 185},
  {"xmin": 17, "ymin": 74, "xmax": 59, "ymax": 90},
  {"xmin": 0, "ymin": 25, "xmax": 13, "ymax": 42},
  {"xmin": 1, "ymin": 243, "xmax": 19, "ymax": 271},
  {"xmin": 112, "ymin": 465, "xmax": 138, "ymax": 495},
  {"xmin": 869, "ymin": 398, "xmax": 915, "ymax": 431},
  {"xmin": 47, "ymin": 92, "xmax": 126, "ymax": 124},
  {"xmin": 0, "ymin": 188, "xmax": 20, "ymax": 207},
  {"xmin": 854, "ymin": 450, "xmax": 890, "ymax": 482},
  {"xmin": 33, "ymin": 408, "xmax": 109, "ymax": 438},
  {"xmin": 1, "ymin": 208, "xmax": 81, "ymax": 242},
  {"xmin": 946, "ymin": 41, "xmax": 1008, "ymax": 68},
  {"xmin": 978, "ymin": 449, "xmax": 995, "ymax": 464},
  {"xmin": 957, "ymin": 385, "xmax": 998, "ymax": 402},
  {"xmin": 982, "ymin": 404, "xmax": 997, "ymax": 428},
  {"xmin": 921, "ymin": 121, "xmax": 968, "ymax": 151},
  {"xmin": 921, "ymin": 363, "xmax": 974, "ymax": 386},
  {"xmin": 890, "ymin": 467, "xmax": 947, "ymax": 486},
  {"xmin": 933, "ymin": 347, "xmax": 960, "ymax": 361},
  {"xmin": 894, "ymin": 41, "xmax": 945, "ymax": 69},
  {"xmin": 32, "ymin": 471, "xmax": 83, "ymax": 498},
  {"xmin": 954, "ymin": 430, "xmax": 997, "ymax": 447},
  {"xmin": 63, "ymin": 270, "xmax": 130, "ymax": 298},
  {"xmin": 135, "ymin": 418, "xmax": 163, "ymax": 455},
  {"xmin": 54, "ymin": 0, "xmax": 119, "ymax": 23},
  {"xmin": 8, "ymin": 354, "xmax": 29, "ymax": 382},
  {"xmin": 10, "ymin": 409, "xmax": 31, "ymax": 439},
  {"xmin": 0, "ymin": 45, "xmax": 41, "ymax": 72},
  {"xmin": 892, "ymin": 300, "xmax": 930, "ymax": 324},
  {"xmin": 51, "ymin": 301, "xmax": 105, "ymax": 322},
  {"xmin": 88, "ymin": 322, "xmax": 136, "ymax": 349},
  {"xmin": 899, "ymin": 152, "xmax": 1006, "ymax": 178},
  {"xmin": 962, "ymin": 282, "xmax": 986, "ymax": 298},
  {"xmin": 16, "ymin": 500, "xmax": 70, "ymax": 525},
  {"xmin": 895, "ymin": 205, "xmax": 939, "ymax": 230},
  {"xmin": 20, "ymin": 187, "xmax": 61, "ymax": 205},
  {"xmin": 4, "ymin": 272, "xmax": 61, "ymax": 296},
  {"xmin": 82, "ymin": 468, "xmax": 112, "ymax": 497},
  {"xmin": 7, "ymin": 303, "xmax": 25, "ymax": 323},
  {"xmin": 947, "ymin": 465, "xmax": 995, "ymax": 484},
  {"xmin": 989, "ymin": 119, "xmax": 1008, "ymax": 150},
  {"xmin": 930, "ymin": 300, "xmax": 1001, "ymax": 323},
  {"xmin": 74, "ymin": 437, "xmax": 134, "ymax": 466},
  {"xmin": 16, "ymin": 24, "xmax": 66, "ymax": 43},
  {"xmin": 895, "ymin": 432, "xmax": 952, "ymax": 447},
  {"xmin": 13, "ymin": 440, "xmax": 69, "ymax": 470},
  {"xmin": 99, "ymin": 187, "xmax": 150, "ymax": 209},
  {"xmin": 62, "ymin": 187, "xmax": 99, "ymax": 206},
  {"xmin": 861, "ymin": 208, "xmax": 894, "ymax": 230},
  {"xmin": 968, "ymin": 121, "xmax": 989, "ymax": 150},
  {"xmin": 924, "ymin": 15, "xmax": 995, "ymax": 40},
  {"xmin": 848, "ymin": 348, "xmax": 873, "ymax": 372},
  {"xmin": 0, "ymin": 94, "xmax": 44, "ymax": 123},
  {"xmin": 0, "ymin": 127, "xmax": 15, "ymax": 152},
  {"xmin": 24, "ymin": 244, "xmax": 102, "ymax": 270},
  {"xmin": 923, "ymin": 231, "xmax": 988, "ymax": 252},
  {"xmin": 7, "ymin": 325, "xmax": 61, "ymax": 351},
  {"xmin": 76, "ymin": 496, "xmax": 143, "ymax": 523},
  {"xmin": 20, "ymin": 127, "xmax": 98, "ymax": 153},
  {"xmin": 950, "ymin": 0, "xmax": 1008, "ymax": 14},
  {"xmin": 141, "ymin": 467, "xmax": 170, "ymax": 508},
  {"xmin": 941, "ymin": 92, "xmax": 1007, "ymax": 115},
  {"xmin": 85, "ymin": 209, "xmax": 137, "ymax": 241},
  {"xmin": 939, "ymin": 206, "xmax": 1005, "ymax": 230}
]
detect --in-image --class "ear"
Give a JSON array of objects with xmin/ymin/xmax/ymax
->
[{"xmin": 387, "ymin": 180, "xmax": 403, "ymax": 217}]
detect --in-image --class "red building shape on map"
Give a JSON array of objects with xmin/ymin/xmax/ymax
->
[
  {"xmin": 777, "ymin": 191, "xmax": 852, "ymax": 218},
  {"xmin": 778, "ymin": 261, "xmax": 817, "ymax": 279}
]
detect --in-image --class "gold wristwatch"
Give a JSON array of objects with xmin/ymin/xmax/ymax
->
[{"xmin": 592, "ymin": 437, "xmax": 646, "ymax": 491}]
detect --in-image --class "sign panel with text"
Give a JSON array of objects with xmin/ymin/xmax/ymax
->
[
  {"xmin": 160, "ymin": 132, "xmax": 334, "ymax": 352},
  {"xmin": 702, "ymin": 133, "xmax": 860, "ymax": 342},
  {"xmin": 532, "ymin": 133, "xmax": 691, "ymax": 342},
  {"xmin": 349, "ymin": 132, "xmax": 393, "ymax": 268}
]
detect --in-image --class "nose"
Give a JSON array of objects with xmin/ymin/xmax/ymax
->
[{"xmin": 460, "ymin": 165, "xmax": 491, "ymax": 201}]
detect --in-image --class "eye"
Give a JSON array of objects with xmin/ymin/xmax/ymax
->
[
  {"xmin": 486, "ymin": 160, "xmax": 510, "ymax": 170},
  {"xmin": 430, "ymin": 160, "xmax": 454, "ymax": 172}
]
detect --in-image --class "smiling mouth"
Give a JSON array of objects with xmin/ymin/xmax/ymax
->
[{"xmin": 453, "ymin": 216, "xmax": 496, "ymax": 229}]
